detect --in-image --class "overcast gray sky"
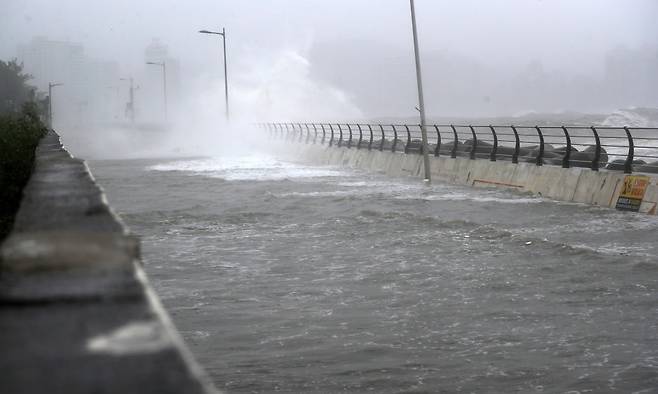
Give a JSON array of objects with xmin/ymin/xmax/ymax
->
[{"xmin": 2, "ymin": 0, "xmax": 657, "ymax": 119}]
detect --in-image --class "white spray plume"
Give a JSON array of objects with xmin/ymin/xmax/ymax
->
[{"xmin": 69, "ymin": 46, "xmax": 363, "ymax": 160}]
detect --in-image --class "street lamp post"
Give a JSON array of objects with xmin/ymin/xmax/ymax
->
[
  {"xmin": 199, "ymin": 28, "xmax": 229, "ymax": 121},
  {"xmin": 146, "ymin": 61, "xmax": 167, "ymax": 121},
  {"xmin": 409, "ymin": 0, "xmax": 431, "ymax": 183},
  {"xmin": 48, "ymin": 82, "xmax": 63, "ymax": 128}
]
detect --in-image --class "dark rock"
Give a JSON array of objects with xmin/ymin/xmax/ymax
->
[
  {"xmin": 567, "ymin": 146, "xmax": 609, "ymax": 168},
  {"xmin": 635, "ymin": 161, "xmax": 658, "ymax": 174},
  {"xmin": 606, "ymin": 159, "xmax": 646, "ymax": 171},
  {"xmin": 553, "ymin": 145, "xmax": 580, "ymax": 154},
  {"xmin": 521, "ymin": 150, "xmax": 560, "ymax": 165},
  {"xmin": 406, "ymin": 138, "xmax": 423, "ymax": 153}
]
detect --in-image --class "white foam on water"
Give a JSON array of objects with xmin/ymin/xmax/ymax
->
[
  {"xmin": 571, "ymin": 242, "xmax": 654, "ymax": 257},
  {"xmin": 279, "ymin": 177, "xmax": 546, "ymax": 205},
  {"xmin": 398, "ymin": 192, "xmax": 543, "ymax": 204},
  {"xmin": 336, "ymin": 178, "xmax": 549, "ymax": 204},
  {"xmin": 148, "ymin": 155, "xmax": 600, "ymax": 207},
  {"xmin": 148, "ymin": 156, "xmax": 350, "ymax": 181},
  {"xmin": 276, "ymin": 190, "xmax": 359, "ymax": 198}
]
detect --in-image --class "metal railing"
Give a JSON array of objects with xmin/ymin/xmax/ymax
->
[{"xmin": 258, "ymin": 122, "xmax": 658, "ymax": 174}]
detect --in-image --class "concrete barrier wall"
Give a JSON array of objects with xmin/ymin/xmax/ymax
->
[
  {"xmin": 284, "ymin": 143, "xmax": 658, "ymax": 215},
  {"xmin": 0, "ymin": 131, "xmax": 221, "ymax": 394}
]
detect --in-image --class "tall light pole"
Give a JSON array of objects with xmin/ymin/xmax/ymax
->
[
  {"xmin": 146, "ymin": 61, "xmax": 167, "ymax": 121},
  {"xmin": 48, "ymin": 82, "xmax": 63, "ymax": 128},
  {"xmin": 409, "ymin": 0, "xmax": 431, "ymax": 183},
  {"xmin": 199, "ymin": 28, "xmax": 229, "ymax": 121}
]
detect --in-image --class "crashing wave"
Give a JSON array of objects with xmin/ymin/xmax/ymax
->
[{"xmin": 600, "ymin": 108, "xmax": 658, "ymax": 127}]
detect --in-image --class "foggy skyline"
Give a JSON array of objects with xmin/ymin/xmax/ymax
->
[{"xmin": 2, "ymin": 0, "xmax": 657, "ymax": 121}]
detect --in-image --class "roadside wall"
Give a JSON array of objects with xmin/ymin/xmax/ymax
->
[
  {"xmin": 286, "ymin": 143, "xmax": 658, "ymax": 215},
  {"xmin": 0, "ymin": 131, "xmax": 221, "ymax": 394}
]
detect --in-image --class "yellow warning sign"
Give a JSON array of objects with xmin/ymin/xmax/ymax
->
[{"xmin": 616, "ymin": 175, "xmax": 650, "ymax": 212}]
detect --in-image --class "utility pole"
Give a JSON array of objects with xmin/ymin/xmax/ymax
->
[
  {"xmin": 48, "ymin": 82, "xmax": 63, "ymax": 129},
  {"xmin": 199, "ymin": 27, "xmax": 230, "ymax": 121},
  {"xmin": 409, "ymin": 0, "xmax": 432, "ymax": 183},
  {"xmin": 121, "ymin": 77, "xmax": 136, "ymax": 123},
  {"xmin": 146, "ymin": 61, "xmax": 167, "ymax": 122},
  {"xmin": 128, "ymin": 77, "xmax": 135, "ymax": 123}
]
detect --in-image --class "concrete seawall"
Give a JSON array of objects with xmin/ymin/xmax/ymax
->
[
  {"xmin": 0, "ymin": 131, "xmax": 221, "ymax": 394},
  {"xmin": 284, "ymin": 143, "xmax": 658, "ymax": 215}
]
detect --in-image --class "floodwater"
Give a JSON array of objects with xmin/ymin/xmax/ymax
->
[{"xmin": 90, "ymin": 153, "xmax": 658, "ymax": 393}]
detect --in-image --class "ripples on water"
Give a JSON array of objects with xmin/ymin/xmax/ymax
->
[{"xmin": 91, "ymin": 155, "xmax": 658, "ymax": 393}]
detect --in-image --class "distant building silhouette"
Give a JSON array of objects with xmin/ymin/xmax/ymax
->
[{"xmin": 16, "ymin": 37, "xmax": 120, "ymax": 126}]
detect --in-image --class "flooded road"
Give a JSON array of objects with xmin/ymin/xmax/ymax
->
[{"xmin": 91, "ymin": 155, "xmax": 658, "ymax": 393}]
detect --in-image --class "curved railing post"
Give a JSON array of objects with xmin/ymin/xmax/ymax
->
[
  {"xmin": 357, "ymin": 124, "xmax": 363, "ymax": 150},
  {"xmin": 347, "ymin": 124, "xmax": 353, "ymax": 148},
  {"xmin": 305, "ymin": 123, "xmax": 311, "ymax": 144},
  {"xmin": 468, "ymin": 125, "xmax": 477, "ymax": 160},
  {"xmin": 535, "ymin": 126, "xmax": 545, "ymax": 166},
  {"xmin": 561, "ymin": 126, "xmax": 572, "ymax": 168},
  {"xmin": 368, "ymin": 124, "xmax": 374, "ymax": 151},
  {"xmin": 284, "ymin": 123, "xmax": 290, "ymax": 141},
  {"xmin": 391, "ymin": 125, "xmax": 398, "ymax": 152},
  {"xmin": 379, "ymin": 124, "xmax": 385, "ymax": 151},
  {"xmin": 329, "ymin": 124, "xmax": 335, "ymax": 146},
  {"xmin": 489, "ymin": 125, "xmax": 498, "ymax": 161},
  {"xmin": 624, "ymin": 126, "xmax": 634, "ymax": 174},
  {"xmin": 510, "ymin": 126, "xmax": 520, "ymax": 164},
  {"xmin": 404, "ymin": 125, "xmax": 412, "ymax": 154},
  {"xmin": 312, "ymin": 124, "xmax": 318, "ymax": 144},
  {"xmin": 433, "ymin": 125, "xmax": 441, "ymax": 157},
  {"xmin": 590, "ymin": 126, "xmax": 601, "ymax": 171},
  {"xmin": 450, "ymin": 124, "xmax": 458, "ymax": 158},
  {"xmin": 321, "ymin": 124, "xmax": 326, "ymax": 145},
  {"xmin": 338, "ymin": 124, "xmax": 344, "ymax": 147}
]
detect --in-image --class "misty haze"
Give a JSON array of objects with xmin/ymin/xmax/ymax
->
[{"xmin": 1, "ymin": 1, "xmax": 657, "ymax": 393}]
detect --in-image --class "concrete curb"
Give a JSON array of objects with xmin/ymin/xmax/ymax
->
[{"xmin": 0, "ymin": 130, "xmax": 221, "ymax": 394}]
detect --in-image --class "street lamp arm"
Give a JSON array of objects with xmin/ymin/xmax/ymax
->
[{"xmin": 199, "ymin": 29, "xmax": 224, "ymax": 36}]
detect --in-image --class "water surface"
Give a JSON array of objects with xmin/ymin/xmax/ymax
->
[{"xmin": 90, "ymin": 155, "xmax": 658, "ymax": 393}]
